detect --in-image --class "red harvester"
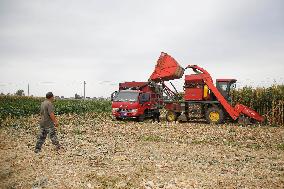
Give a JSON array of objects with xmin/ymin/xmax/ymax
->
[{"xmin": 149, "ymin": 52, "xmax": 264, "ymax": 124}]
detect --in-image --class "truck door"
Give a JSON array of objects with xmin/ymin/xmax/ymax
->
[{"xmin": 139, "ymin": 93, "xmax": 150, "ymax": 104}]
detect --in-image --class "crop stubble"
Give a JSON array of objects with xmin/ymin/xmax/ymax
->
[{"xmin": 0, "ymin": 113, "xmax": 284, "ymax": 188}]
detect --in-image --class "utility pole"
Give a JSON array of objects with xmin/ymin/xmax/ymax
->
[
  {"xmin": 83, "ymin": 81, "xmax": 86, "ymax": 99},
  {"xmin": 28, "ymin": 83, "xmax": 30, "ymax": 96}
]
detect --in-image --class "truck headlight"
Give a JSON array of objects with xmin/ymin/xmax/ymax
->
[
  {"xmin": 112, "ymin": 108, "xmax": 119, "ymax": 112},
  {"xmin": 130, "ymin": 109, "xmax": 138, "ymax": 113}
]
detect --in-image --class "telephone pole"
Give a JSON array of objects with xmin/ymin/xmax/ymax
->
[
  {"xmin": 28, "ymin": 83, "xmax": 30, "ymax": 96},
  {"xmin": 83, "ymin": 81, "xmax": 86, "ymax": 99}
]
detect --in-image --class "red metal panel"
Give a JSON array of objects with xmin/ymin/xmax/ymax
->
[
  {"xmin": 185, "ymin": 74, "xmax": 204, "ymax": 83},
  {"xmin": 165, "ymin": 103, "xmax": 182, "ymax": 112},
  {"xmin": 184, "ymin": 88, "xmax": 203, "ymax": 100}
]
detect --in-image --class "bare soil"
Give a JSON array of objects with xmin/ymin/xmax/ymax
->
[{"xmin": 1, "ymin": 113, "xmax": 284, "ymax": 188}]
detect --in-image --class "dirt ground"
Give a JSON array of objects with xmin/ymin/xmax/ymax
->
[{"xmin": 0, "ymin": 113, "xmax": 284, "ymax": 189}]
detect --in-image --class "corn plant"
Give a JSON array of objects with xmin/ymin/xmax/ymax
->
[
  {"xmin": 231, "ymin": 85, "xmax": 284, "ymax": 126},
  {"xmin": 0, "ymin": 96, "xmax": 111, "ymax": 121}
]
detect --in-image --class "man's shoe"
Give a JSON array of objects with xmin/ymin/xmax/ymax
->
[
  {"xmin": 34, "ymin": 148, "xmax": 41, "ymax": 153},
  {"xmin": 55, "ymin": 145, "xmax": 63, "ymax": 151}
]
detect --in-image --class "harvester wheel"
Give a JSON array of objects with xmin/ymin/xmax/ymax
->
[
  {"xmin": 205, "ymin": 107, "xmax": 224, "ymax": 124},
  {"xmin": 166, "ymin": 111, "xmax": 178, "ymax": 122}
]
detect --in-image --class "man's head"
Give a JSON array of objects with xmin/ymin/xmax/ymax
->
[{"xmin": 46, "ymin": 92, "xmax": 54, "ymax": 101}]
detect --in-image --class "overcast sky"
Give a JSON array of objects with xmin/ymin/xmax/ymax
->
[{"xmin": 0, "ymin": 0, "xmax": 283, "ymax": 98}]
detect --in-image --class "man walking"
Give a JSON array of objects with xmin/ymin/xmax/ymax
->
[{"xmin": 35, "ymin": 92, "xmax": 60, "ymax": 153}]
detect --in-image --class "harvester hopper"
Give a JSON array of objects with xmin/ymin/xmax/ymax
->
[{"xmin": 150, "ymin": 52, "xmax": 184, "ymax": 82}]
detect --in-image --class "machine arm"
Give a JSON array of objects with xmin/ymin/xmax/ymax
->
[
  {"xmin": 185, "ymin": 65, "xmax": 213, "ymax": 83},
  {"xmin": 186, "ymin": 65, "xmax": 210, "ymax": 75}
]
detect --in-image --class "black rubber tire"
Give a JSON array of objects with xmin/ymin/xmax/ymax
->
[
  {"xmin": 152, "ymin": 110, "xmax": 161, "ymax": 122},
  {"xmin": 137, "ymin": 114, "xmax": 145, "ymax": 122},
  {"xmin": 176, "ymin": 112, "xmax": 181, "ymax": 118},
  {"xmin": 166, "ymin": 111, "xmax": 178, "ymax": 122},
  {"xmin": 115, "ymin": 117, "xmax": 122, "ymax": 121},
  {"xmin": 205, "ymin": 107, "xmax": 224, "ymax": 124}
]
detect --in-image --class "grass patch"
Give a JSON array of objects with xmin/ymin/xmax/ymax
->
[
  {"xmin": 191, "ymin": 139, "xmax": 206, "ymax": 145},
  {"xmin": 86, "ymin": 173, "xmax": 136, "ymax": 188},
  {"xmin": 223, "ymin": 140, "xmax": 239, "ymax": 147},
  {"xmin": 246, "ymin": 143, "xmax": 262, "ymax": 150},
  {"xmin": 277, "ymin": 143, "xmax": 284, "ymax": 150},
  {"xmin": 74, "ymin": 128, "xmax": 82, "ymax": 135},
  {"xmin": 139, "ymin": 135, "xmax": 162, "ymax": 142}
]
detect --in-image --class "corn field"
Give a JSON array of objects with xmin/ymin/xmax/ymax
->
[
  {"xmin": 0, "ymin": 96, "xmax": 111, "ymax": 122},
  {"xmin": 231, "ymin": 85, "xmax": 284, "ymax": 126},
  {"xmin": 0, "ymin": 84, "xmax": 283, "ymax": 126}
]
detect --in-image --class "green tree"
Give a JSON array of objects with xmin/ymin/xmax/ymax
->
[
  {"xmin": 15, "ymin": 89, "xmax": 25, "ymax": 96},
  {"xmin": 75, "ymin": 93, "xmax": 82, "ymax": 99}
]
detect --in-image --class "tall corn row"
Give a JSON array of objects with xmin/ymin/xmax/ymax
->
[
  {"xmin": 231, "ymin": 85, "xmax": 284, "ymax": 126},
  {"xmin": 0, "ymin": 96, "xmax": 111, "ymax": 121}
]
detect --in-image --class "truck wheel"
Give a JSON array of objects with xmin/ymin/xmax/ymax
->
[
  {"xmin": 115, "ymin": 117, "xmax": 122, "ymax": 121},
  {"xmin": 205, "ymin": 107, "xmax": 224, "ymax": 124},
  {"xmin": 166, "ymin": 111, "xmax": 178, "ymax": 122},
  {"xmin": 137, "ymin": 114, "xmax": 145, "ymax": 122}
]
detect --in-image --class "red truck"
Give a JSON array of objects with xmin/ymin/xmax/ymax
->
[{"xmin": 111, "ymin": 82, "xmax": 162, "ymax": 121}]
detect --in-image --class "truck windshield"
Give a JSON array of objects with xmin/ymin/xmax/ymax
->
[{"xmin": 113, "ymin": 91, "xmax": 139, "ymax": 102}]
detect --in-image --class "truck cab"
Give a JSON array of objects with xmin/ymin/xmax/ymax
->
[{"xmin": 111, "ymin": 82, "xmax": 162, "ymax": 121}]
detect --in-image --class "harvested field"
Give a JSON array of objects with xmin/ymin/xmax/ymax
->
[{"xmin": 1, "ymin": 113, "xmax": 284, "ymax": 188}]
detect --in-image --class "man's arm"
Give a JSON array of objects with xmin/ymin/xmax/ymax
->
[
  {"xmin": 49, "ymin": 112, "xmax": 58, "ymax": 127},
  {"xmin": 47, "ymin": 103, "xmax": 58, "ymax": 127}
]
